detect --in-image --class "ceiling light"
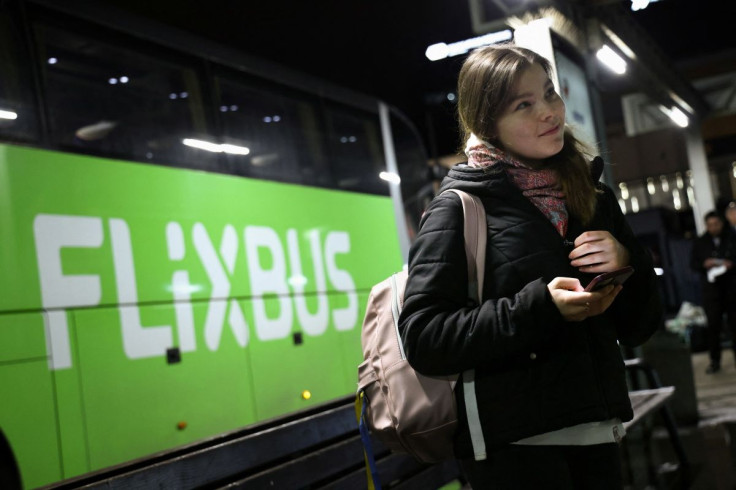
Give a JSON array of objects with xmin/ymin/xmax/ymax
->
[
  {"xmin": 182, "ymin": 138, "xmax": 250, "ymax": 155},
  {"xmin": 379, "ymin": 171, "xmax": 401, "ymax": 184},
  {"xmin": 596, "ymin": 45, "xmax": 627, "ymax": 75},
  {"xmin": 659, "ymin": 105, "xmax": 689, "ymax": 128},
  {"xmin": 425, "ymin": 30, "xmax": 512, "ymax": 61},
  {"xmin": 0, "ymin": 109, "xmax": 18, "ymax": 120}
]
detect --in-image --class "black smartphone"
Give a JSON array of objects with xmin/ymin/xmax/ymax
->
[{"xmin": 584, "ymin": 266, "xmax": 635, "ymax": 292}]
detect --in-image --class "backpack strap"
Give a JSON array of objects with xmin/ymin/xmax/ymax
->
[
  {"xmin": 443, "ymin": 189, "xmax": 486, "ymax": 302},
  {"xmin": 355, "ymin": 390, "xmax": 382, "ymax": 490},
  {"xmin": 442, "ymin": 189, "xmax": 488, "ymax": 461}
]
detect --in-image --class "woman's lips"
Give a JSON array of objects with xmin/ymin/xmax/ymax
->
[{"xmin": 540, "ymin": 125, "xmax": 560, "ymax": 137}]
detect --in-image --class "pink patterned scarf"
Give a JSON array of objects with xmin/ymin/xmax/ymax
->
[{"xmin": 465, "ymin": 135, "xmax": 568, "ymax": 237}]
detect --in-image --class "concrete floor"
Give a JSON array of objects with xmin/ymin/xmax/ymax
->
[
  {"xmin": 670, "ymin": 350, "xmax": 736, "ymax": 489},
  {"xmin": 692, "ymin": 350, "xmax": 736, "ymax": 425}
]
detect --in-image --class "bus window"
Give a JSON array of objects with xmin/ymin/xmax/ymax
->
[
  {"xmin": 33, "ymin": 23, "xmax": 218, "ymax": 171},
  {"xmin": 0, "ymin": 5, "xmax": 39, "ymax": 142},
  {"xmin": 215, "ymin": 76, "xmax": 332, "ymax": 187},
  {"xmin": 390, "ymin": 110, "xmax": 432, "ymax": 239},
  {"xmin": 324, "ymin": 105, "xmax": 387, "ymax": 196}
]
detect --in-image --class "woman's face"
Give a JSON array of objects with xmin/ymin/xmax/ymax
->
[{"xmin": 494, "ymin": 63, "xmax": 566, "ymax": 166}]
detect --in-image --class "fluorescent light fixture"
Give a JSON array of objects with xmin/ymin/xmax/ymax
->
[
  {"xmin": 654, "ymin": 267, "xmax": 664, "ymax": 276},
  {"xmin": 596, "ymin": 45, "xmax": 627, "ymax": 75},
  {"xmin": 220, "ymin": 143, "xmax": 250, "ymax": 155},
  {"xmin": 182, "ymin": 138, "xmax": 250, "ymax": 155},
  {"xmin": 631, "ymin": 0, "xmax": 660, "ymax": 11},
  {"xmin": 659, "ymin": 105, "xmax": 689, "ymax": 128},
  {"xmin": 631, "ymin": 196, "xmax": 639, "ymax": 213},
  {"xmin": 426, "ymin": 43, "xmax": 450, "ymax": 61},
  {"xmin": 379, "ymin": 171, "xmax": 401, "ymax": 184},
  {"xmin": 0, "ymin": 109, "xmax": 18, "ymax": 120},
  {"xmin": 618, "ymin": 199, "xmax": 627, "ymax": 214},
  {"xmin": 660, "ymin": 175, "xmax": 669, "ymax": 192},
  {"xmin": 630, "ymin": 0, "xmax": 650, "ymax": 10},
  {"xmin": 686, "ymin": 186, "xmax": 696, "ymax": 207},
  {"xmin": 647, "ymin": 177, "xmax": 656, "ymax": 195},
  {"xmin": 672, "ymin": 189, "xmax": 681, "ymax": 210},
  {"xmin": 425, "ymin": 30, "xmax": 513, "ymax": 61},
  {"xmin": 618, "ymin": 182, "xmax": 629, "ymax": 200}
]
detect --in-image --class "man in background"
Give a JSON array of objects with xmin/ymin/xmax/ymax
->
[{"xmin": 690, "ymin": 211, "xmax": 736, "ymax": 373}]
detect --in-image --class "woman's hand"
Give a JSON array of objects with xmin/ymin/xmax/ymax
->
[
  {"xmin": 569, "ymin": 231, "xmax": 630, "ymax": 274},
  {"xmin": 547, "ymin": 277, "xmax": 622, "ymax": 322}
]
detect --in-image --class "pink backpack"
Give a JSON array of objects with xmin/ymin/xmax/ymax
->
[{"xmin": 356, "ymin": 189, "xmax": 488, "ymax": 471}]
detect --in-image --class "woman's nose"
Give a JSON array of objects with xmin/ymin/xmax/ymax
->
[{"xmin": 537, "ymin": 101, "xmax": 556, "ymax": 120}]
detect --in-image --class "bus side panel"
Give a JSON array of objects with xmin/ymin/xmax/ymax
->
[
  {"xmin": 0, "ymin": 144, "xmax": 404, "ymax": 477},
  {"xmin": 0, "ymin": 314, "xmax": 61, "ymax": 488},
  {"xmin": 74, "ymin": 302, "xmax": 257, "ymax": 470},
  {"xmin": 52, "ymin": 313, "xmax": 90, "ymax": 480},
  {"xmin": 248, "ymin": 292, "xmax": 354, "ymax": 420}
]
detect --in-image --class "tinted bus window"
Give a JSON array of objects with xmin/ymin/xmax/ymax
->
[
  {"xmin": 215, "ymin": 76, "xmax": 332, "ymax": 187},
  {"xmin": 34, "ymin": 23, "xmax": 217, "ymax": 170},
  {"xmin": 390, "ymin": 112, "xmax": 431, "ymax": 239},
  {"xmin": 324, "ymin": 105, "xmax": 387, "ymax": 195},
  {"xmin": 0, "ymin": 7, "xmax": 39, "ymax": 142}
]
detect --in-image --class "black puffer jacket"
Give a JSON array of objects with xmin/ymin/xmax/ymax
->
[{"xmin": 398, "ymin": 163, "xmax": 661, "ymax": 459}]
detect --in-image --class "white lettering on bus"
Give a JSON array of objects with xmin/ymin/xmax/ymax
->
[
  {"xmin": 244, "ymin": 226, "xmax": 293, "ymax": 341},
  {"xmin": 324, "ymin": 231, "xmax": 358, "ymax": 331},
  {"xmin": 110, "ymin": 218, "xmax": 174, "ymax": 359},
  {"xmin": 166, "ymin": 222, "xmax": 196, "ymax": 352},
  {"xmin": 193, "ymin": 223, "xmax": 248, "ymax": 350},
  {"xmin": 34, "ymin": 214, "xmax": 104, "ymax": 370},
  {"xmin": 287, "ymin": 229, "xmax": 329, "ymax": 336},
  {"xmin": 34, "ymin": 214, "xmax": 360, "ymax": 369}
]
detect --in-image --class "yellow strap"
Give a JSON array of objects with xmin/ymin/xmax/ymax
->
[{"xmin": 355, "ymin": 392, "xmax": 376, "ymax": 490}]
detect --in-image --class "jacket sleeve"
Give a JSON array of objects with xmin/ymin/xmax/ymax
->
[
  {"xmin": 397, "ymin": 192, "xmax": 565, "ymax": 376},
  {"xmin": 602, "ymin": 186, "xmax": 663, "ymax": 347}
]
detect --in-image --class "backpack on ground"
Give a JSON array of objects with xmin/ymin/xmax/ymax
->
[{"xmin": 356, "ymin": 189, "xmax": 488, "ymax": 480}]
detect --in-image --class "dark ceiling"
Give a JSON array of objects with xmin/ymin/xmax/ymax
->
[{"xmin": 98, "ymin": 0, "xmax": 736, "ymax": 158}]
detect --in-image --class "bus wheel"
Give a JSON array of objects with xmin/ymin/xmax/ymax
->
[{"xmin": 0, "ymin": 432, "xmax": 21, "ymax": 490}]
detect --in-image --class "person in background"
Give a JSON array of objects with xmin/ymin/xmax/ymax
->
[
  {"xmin": 690, "ymin": 210, "xmax": 736, "ymax": 374},
  {"xmin": 398, "ymin": 44, "xmax": 661, "ymax": 489}
]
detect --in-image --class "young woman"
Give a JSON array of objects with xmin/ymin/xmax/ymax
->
[{"xmin": 398, "ymin": 45, "xmax": 662, "ymax": 488}]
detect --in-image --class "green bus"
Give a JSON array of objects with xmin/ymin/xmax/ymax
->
[{"xmin": 0, "ymin": 1, "xmax": 430, "ymax": 487}]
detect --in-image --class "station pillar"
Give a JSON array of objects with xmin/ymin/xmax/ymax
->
[{"xmin": 686, "ymin": 124, "xmax": 715, "ymax": 236}]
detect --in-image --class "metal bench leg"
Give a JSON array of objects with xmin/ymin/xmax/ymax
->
[{"xmin": 658, "ymin": 405, "xmax": 690, "ymax": 489}]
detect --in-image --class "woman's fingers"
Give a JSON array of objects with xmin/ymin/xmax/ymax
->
[
  {"xmin": 569, "ymin": 230, "xmax": 630, "ymax": 271},
  {"xmin": 548, "ymin": 280, "xmax": 619, "ymax": 322},
  {"xmin": 548, "ymin": 276, "xmax": 584, "ymax": 292}
]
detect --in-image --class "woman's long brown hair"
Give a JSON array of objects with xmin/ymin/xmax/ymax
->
[{"xmin": 457, "ymin": 44, "xmax": 598, "ymax": 224}]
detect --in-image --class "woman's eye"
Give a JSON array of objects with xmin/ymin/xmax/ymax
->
[
  {"xmin": 546, "ymin": 88, "xmax": 557, "ymax": 98},
  {"xmin": 515, "ymin": 101, "xmax": 530, "ymax": 110}
]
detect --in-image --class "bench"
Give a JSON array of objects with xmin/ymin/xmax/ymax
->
[
  {"xmin": 42, "ymin": 395, "xmax": 461, "ymax": 489},
  {"xmin": 623, "ymin": 358, "xmax": 689, "ymax": 488}
]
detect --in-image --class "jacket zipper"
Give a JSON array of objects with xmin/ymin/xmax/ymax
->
[{"xmin": 563, "ymin": 237, "xmax": 611, "ymax": 417}]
